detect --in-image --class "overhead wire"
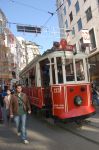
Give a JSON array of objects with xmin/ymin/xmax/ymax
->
[
  {"xmin": 3, "ymin": 0, "xmax": 99, "ymax": 36},
  {"xmin": 8, "ymin": 0, "xmax": 52, "ymax": 14},
  {"xmin": 0, "ymin": 0, "xmax": 65, "ymax": 46},
  {"xmin": 8, "ymin": 0, "xmax": 64, "ymax": 28},
  {"xmin": 2, "ymin": 1, "xmax": 99, "ymax": 38},
  {"xmin": 41, "ymin": 3, "xmax": 64, "ymax": 29}
]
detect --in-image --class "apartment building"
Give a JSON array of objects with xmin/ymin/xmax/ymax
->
[
  {"xmin": 0, "ymin": 9, "xmax": 22, "ymax": 88},
  {"xmin": 56, "ymin": 0, "xmax": 99, "ymax": 82},
  {"xmin": 17, "ymin": 37, "xmax": 40, "ymax": 69},
  {"xmin": 0, "ymin": 8, "xmax": 12, "ymax": 87}
]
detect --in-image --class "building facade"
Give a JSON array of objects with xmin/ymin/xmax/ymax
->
[
  {"xmin": 0, "ymin": 9, "xmax": 22, "ymax": 88},
  {"xmin": 56, "ymin": 0, "xmax": 99, "ymax": 83},
  {"xmin": 0, "ymin": 9, "xmax": 40, "ymax": 89},
  {"xmin": 17, "ymin": 37, "xmax": 40, "ymax": 70},
  {"xmin": 0, "ymin": 8, "xmax": 12, "ymax": 88}
]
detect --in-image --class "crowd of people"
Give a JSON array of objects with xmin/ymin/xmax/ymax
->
[{"xmin": 0, "ymin": 84, "xmax": 31, "ymax": 144}]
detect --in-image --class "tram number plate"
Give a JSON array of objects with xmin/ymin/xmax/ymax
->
[{"xmin": 53, "ymin": 88, "xmax": 60, "ymax": 93}]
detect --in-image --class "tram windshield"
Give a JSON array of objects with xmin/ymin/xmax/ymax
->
[
  {"xmin": 39, "ymin": 55, "xmax": 88, "ymax": 86},
  {"xmin": 65, "ymin": 59, "xmax": 75, "ymax": 81},
  {"xmin": 51, "ymin": 56, "xmax": 87, "ymax": 84},
  {"xmin": 75, "ymin": 59, "xmax": 85, "ymax": 81},
  {"xmin": 56, "ymin": 57, "xmax": 63, "ymax": 83}
]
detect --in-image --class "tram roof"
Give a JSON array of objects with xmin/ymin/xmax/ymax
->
[{"xmin": 20, "ymin": 49, "xmax": 88, "ymax": 76}]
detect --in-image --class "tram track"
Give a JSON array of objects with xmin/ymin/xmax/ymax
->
[
  {"xmin": 32, "ymin": 111, "xmax": 99, "ymax": 146},
  {"xmin": 57, "ymin": 122, "xmax": 99, "ymax": 146},
  {"xmin": 82, "ymin": 120, "xmax": 99, "ymax": 130},
  {"xmin": 42, "ymin": 117, "xmax": 99, "ymax": 146}
]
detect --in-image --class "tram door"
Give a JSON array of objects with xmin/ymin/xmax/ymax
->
[
  {"xmin": 51, "ymin": 57, "xmax": 64, "ymax": 84},
  {"xmin": 40, "ymin": 59, "xmax": 52, "ymax": 116},
  {"xmin": 40, "ymin": 58, "xmax": 50, "ymax": 87}
]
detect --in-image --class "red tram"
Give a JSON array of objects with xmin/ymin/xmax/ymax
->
[{"xmin": 19, "ymin": 40, "xmax": 95, "ymax": 122}]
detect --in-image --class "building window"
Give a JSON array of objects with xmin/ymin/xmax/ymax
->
[
  {"xmin": 75, "ymin": 1, "xmax": 80, "ymax": 14},
  {"xmin": 65, "ymin": 19, "xmax": 68, "ymax": 28},
  {"xmin": 97, "ymin": 0, "xmax": 99, "ymax": 5},
  {"xmin": 0, "ymin": 21, "xmax": 3, "ymax": 34},
  {"xmin": 89, "ymin": 28, "xmax": 96, "ymax": 49},
  {"xmin": 67, "ymin": 0, "xmax": 72, "ymax": 6},
  {"xmin": 77, "ymin": 18, "xmax": 82, "ymax": 31},
  {"xmin": 69, "ymin": 11, "xmax": 73, "ymax": 23},
  {"xmin": 85, "ymin": 7, "xmax": 92, "ymax": 22},
  {"xmin": 63, "ymin": 6, "xmax": 66, "ymax": 15}
]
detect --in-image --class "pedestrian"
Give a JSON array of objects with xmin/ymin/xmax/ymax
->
[
  {"xmin": 0, "ymin": 87, "xmax": 4, "ymax": 121},
  {"xmin": 94, "ymin": 87, "xmax": 99, "ymax": 106},
  {"xmin": 0, "ymin": 87, "xmax": 3, "ymax": 107},
  {"xmin": 3, "ymin": 89, "xmax": 12, "ymax": 125},
  {"xmin": 10, "ymin": 84, "xmax": 31, "ymax": 144},
  {"xmin": 92, "ymin": 83, "xmax": 99, "ymax": 106}
]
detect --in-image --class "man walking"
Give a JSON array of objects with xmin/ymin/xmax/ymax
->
[{"xmin": 10, "ymin": 84, "xmax": 31, "ymax": 144}]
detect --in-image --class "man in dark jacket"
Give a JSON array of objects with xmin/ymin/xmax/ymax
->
[{"xmin": 10, "ymin": 84, "xmax": 31, "ymax": 144}]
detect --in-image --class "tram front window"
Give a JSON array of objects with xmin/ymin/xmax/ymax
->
[
  {"xmin": 56, "ymin": 57, "xmax": 63, "ymax": 83},
  {"xmin": 51, "ymin": 58, "xmax": 56, "ymax": 84},
  {"xmin": 65, "ymin": 59, "xmax": 75, "ymax": 81},
  {"xmin": 75, "ymin": 59, "xmax": 85, "ymax": 81}
]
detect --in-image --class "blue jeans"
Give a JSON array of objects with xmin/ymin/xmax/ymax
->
[
  {"xmin": 14, "ymin": 114, "xmax": 27, "ymax": 140},
  {"xmin": 1, "ymin": 107, "xmax": 9, "ymax": 124},
  {"xmin": 93, "ymin": 94, "xmax": 99, "ymax": 105}
]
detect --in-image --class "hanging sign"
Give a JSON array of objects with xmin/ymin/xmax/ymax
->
[{"xmin": 81, "ymin": 29, "xmax": 90, "ymax": 44}]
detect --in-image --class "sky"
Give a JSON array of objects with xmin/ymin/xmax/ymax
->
[{"xmin": 0, "ymin": 0, "xmax": 60, "ymax": 54}]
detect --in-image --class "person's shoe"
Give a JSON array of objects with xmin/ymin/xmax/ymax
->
[
  {"xmin": 23, "ymin": 140, "xmax": 29, "ymax": 144},
  {"xmin": 17, "ymin": 132, "xmax": 21, "ymax": 136}
]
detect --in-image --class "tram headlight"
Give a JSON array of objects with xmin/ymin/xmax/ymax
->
[
  {"xmin": 74, "ymin": 96, "xmax": 82, "ymax": 106},
  {"xmin": 80, "ymin": 86, "xmax": 86, "ymax": 92}
]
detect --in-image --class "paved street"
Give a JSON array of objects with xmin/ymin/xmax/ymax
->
[{"xmin": 0, "ymin": 107, "xmax": 99, "ymax": 150}]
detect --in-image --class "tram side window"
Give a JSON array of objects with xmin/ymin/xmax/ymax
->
[
  {"xmin": 65, "ymin": 59, "xmax": 75, "ymax": 81},
  {"xmin": 75, "ymin": 59, "xmax": 85, "ymax": 81},
  {"xmin": 29, "ymin": 67, "xmax": 36, "ymax": 86},
  {"xmin": 56, "ymin": 57, "xmax": 63, "ymax": 83},
  {"xmin": 25, "ymin": 78, "xmax": 29, "ymax": 86},
  {"xmin": 30, "ymin": 75, "xmax": 35, "ymax": 86}
]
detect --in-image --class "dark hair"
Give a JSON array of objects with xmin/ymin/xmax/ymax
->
[
  {"xmin": 7, "ymin": 89, "xmax": 11, "ymax": 92},
  {"xmin": 16, "ymin": 84, "xmax": 22, "ymax": 88}
]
